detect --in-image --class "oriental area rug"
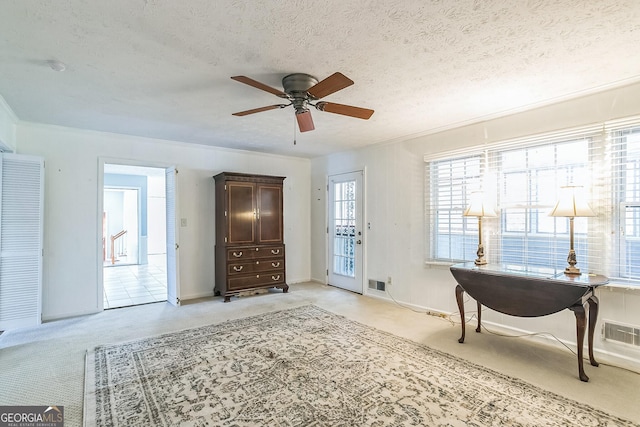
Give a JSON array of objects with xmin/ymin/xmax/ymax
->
[{"xmin": 84, "ymin": 305, "xmax": 637, "ymax": 426}]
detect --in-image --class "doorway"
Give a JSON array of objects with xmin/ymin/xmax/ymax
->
[
  {"xmin": 101, "ymin": 163, "xmax": 175, "ymax": 309},
  {"xmin": 328, "ymin": 171, "xmax": 364, "ymax": 294}
]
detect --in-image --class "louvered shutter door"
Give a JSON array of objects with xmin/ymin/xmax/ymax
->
[{"xmin": 0, "ymin": 153, "xmax": 44, "ymax": 330}]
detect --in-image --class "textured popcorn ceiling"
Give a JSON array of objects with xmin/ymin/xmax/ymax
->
[{"xmin": 1, "ymin": 1, "xmax": 639, "ymax": 158}]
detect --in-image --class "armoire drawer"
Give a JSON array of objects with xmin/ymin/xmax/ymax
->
[
  {"xmin": 227, "ymin": 258, "xmax": 284, "ymax": 276},
  {"xmin": 227, "ymin": 246, "xmax": 284, "ymax": 260},
  {"xmin": 227, "ymin": 271, "xmax": 286, "ymax": 290}
]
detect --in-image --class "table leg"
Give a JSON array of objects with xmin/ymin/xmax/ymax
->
[
  {"xmin": 569, "ymin": 302, "xmax": 589, "ymax": 382},
  {"xmin": 587, "ymin": 295, "xmax": 599, "ymax": 367},
  {"xmin": 456, "ymin": 284, "xmax": 465, "ymax": 343},
  {"xmin": 476, "ymin": 301, "xmax": 482, "ymax": 333}
]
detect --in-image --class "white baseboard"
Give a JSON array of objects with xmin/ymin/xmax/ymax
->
[
  {"xmin": 42, "ymin": 307, "xmax": 101, "ymax": 323},
  {"xmin": 180, "ymin": 291, "xmax": 215, "ymax": 301},
  {"xmin": 287, "ymin": 277, "xmax": 313, "ymax": 285}
]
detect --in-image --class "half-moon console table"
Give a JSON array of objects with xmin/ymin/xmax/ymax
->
[{"xmin": 449, "ymin": 262, "xmax": 609, "ymax": 382}]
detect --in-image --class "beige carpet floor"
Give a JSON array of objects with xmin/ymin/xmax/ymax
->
[{"xmin": 1, "ymin": 282, "xmax": 639, "ymax": 426}]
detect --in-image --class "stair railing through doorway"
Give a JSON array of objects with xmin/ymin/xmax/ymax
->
[{"xmin": 110, "ymin": 230, "xmax": 127, "ymax": 265}]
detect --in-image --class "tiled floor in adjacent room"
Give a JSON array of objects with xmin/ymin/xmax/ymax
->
[{"xmin": 103, "ymin": 254, "xmax": 167, "ymax": 309}]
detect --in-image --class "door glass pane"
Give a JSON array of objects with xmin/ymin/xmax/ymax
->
[{"xmin": 333, "ymin": 180, "xmax": 356, "ymax": 277}]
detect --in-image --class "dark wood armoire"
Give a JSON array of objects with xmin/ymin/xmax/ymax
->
[{"xmin": 214, "ymin": 172, "xmax": 288, "ymax": 302}]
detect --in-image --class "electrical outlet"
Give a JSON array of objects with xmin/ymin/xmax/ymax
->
[{"xmin": 387, "ymin": 276, "xmax": 392, "ymax": 285}]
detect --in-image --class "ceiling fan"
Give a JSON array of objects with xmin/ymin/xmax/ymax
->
[{"xmin": 231, "ymin": 72, "xmax": 374, "ymax": 132}]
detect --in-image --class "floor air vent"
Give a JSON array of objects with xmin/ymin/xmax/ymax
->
[
  {"xmin": 368, "ymin": 280, "xmax": 385, "ymax": 291},
  {"xmin": 603, "ymin": 321, "xmax": 640, "ymax": 346}
]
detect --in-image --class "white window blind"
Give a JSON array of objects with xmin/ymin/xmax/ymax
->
[
  {"xmin": 603, "ymin": 118, "xmax": 640, "ymax": 283},
  {"xmin": 488, "ymin": 136, "xmax": 597, "ymax": 270},
  {"xmin": 425, "ymin": 154, "xmax": 484, "ymax": 262},
  {"xmin": 425, "ymin": 118, "xmax": 640, "ymax": 284}
]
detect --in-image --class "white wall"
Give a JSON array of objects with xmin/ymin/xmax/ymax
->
[
  {"xmin": 15, "ymin": 123, "xmax": 311, "ymax": 320},
  {"xmin": 311, "ymin": 82, "xmax": 640, "ymax": 372},
  {"xmin": 0, "ymin": 96, "xmax": 17, "ymax": 151}
]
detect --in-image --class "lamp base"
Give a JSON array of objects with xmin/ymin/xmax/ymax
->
[
  {"xmin": 474, "ymin": 243, "xmax": 488, "ymax": 265},
  {"xmin": 564, "ymin": 248, "xmax": 581, "ymax": 275},
  {"xmin": 564, "ymin": 266, "xmax": 582, "ymax": 275}
]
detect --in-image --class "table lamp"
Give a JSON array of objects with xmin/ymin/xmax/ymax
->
[
  {"xmin": 549, "ymin": 185, "xmax": 595, "ymax": 275},
  {"xmin": 463, "ymin": 192, "xmax": 497, "ymax": 265}
]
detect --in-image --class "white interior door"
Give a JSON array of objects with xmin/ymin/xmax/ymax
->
[
  {"xmin": 165, "ymin": 166, "xmax": 180, "ymax": 306},
  {"xmin": 0, "ymin": 153, "xmax": 44, "ymax": 330},
  {"xmin": 328, "ymin": 171, "xmax": 364, "ymax": 294}
]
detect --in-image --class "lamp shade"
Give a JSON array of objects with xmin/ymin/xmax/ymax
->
[
  {"xmin": 549, "ymin": 185, "xmax": 596, "ymax": 218},
  {"xmin": 463, "ymin": 192, "xmax": 497, "ymax": 217}
]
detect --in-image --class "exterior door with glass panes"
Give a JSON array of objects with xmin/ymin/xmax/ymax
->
[{"xmin": 328, "ymin": 171, "xmax": 363, "ymax": 293}]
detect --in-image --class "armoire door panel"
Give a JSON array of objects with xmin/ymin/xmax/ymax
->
[
  {"xmin": 258, "ymin": 185, "xmax": 283, "ymax": 243},
  {"xmin": 227, "ymin": 182, "xmax": 255, "ymax": 244}
]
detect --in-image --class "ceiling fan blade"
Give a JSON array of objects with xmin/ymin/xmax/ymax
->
[
  {"xmin": 307, "ymin": 72, "xmax": 354, "ymax": 99},
  {"xmin": 296, "ymin": 110, "xmax": 315, "ymax": 132},
  {"xmin": 232, "ymin": 104, "xmax": 287, "ymax": 116},
  {"xmin": 316, "ymin": 102, "xmax": 374, "ymax": 120},
  {"xmin": 231, "ymin": 76, "xmax": 288, "ymax": 98}
]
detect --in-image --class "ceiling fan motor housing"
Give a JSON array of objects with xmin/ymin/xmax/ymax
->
[
  {"xmin": 282, "ymin": 73, "xmax": 318, "ymax": 112},
  {"xmin": 282, "ymin": 73, "xmax": 318, "ymax": 95}
]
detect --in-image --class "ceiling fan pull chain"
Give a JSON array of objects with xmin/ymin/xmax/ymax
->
[{"xmin": 293, "ymin": 114, "xmax": 297, "ymax": 145}]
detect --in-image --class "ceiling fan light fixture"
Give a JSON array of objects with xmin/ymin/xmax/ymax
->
[{"xmin": 296, "ymin": 110, "xmax": 315, "ymax": 132}]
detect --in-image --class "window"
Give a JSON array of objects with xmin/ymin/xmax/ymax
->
[
  {"xmin": 610, "ymin": 123, "xmax": 640, "ymax": 281},
  {"xmin": 425, "ymin": 155, "xmax": 482, "ymax": 262},
  {"xmin": 495, "ymin": 138, "xmax": 591, "ymax": 269},
  {"xmin": 425, "ymin": 117, "xmax": 640, "ymax": 285}
]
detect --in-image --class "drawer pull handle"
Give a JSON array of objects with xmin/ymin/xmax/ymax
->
[
  {"xmin": 271, "ymin": 275, "xmax": 281, "ymax": 281},
  {"xmin": 232, "ymin": 251, "xmax": 243, "ymax": 258},
  {"xmin": 233, "ymin": 266, "xmax": 243, "ymax": 272},
  {"xmin": 271, "ymin": 249, "xmax": 280, "ymax": 255},
  {"xmin": 271, "ymin": 262, "xmax": 280, "ymax": 267}
]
